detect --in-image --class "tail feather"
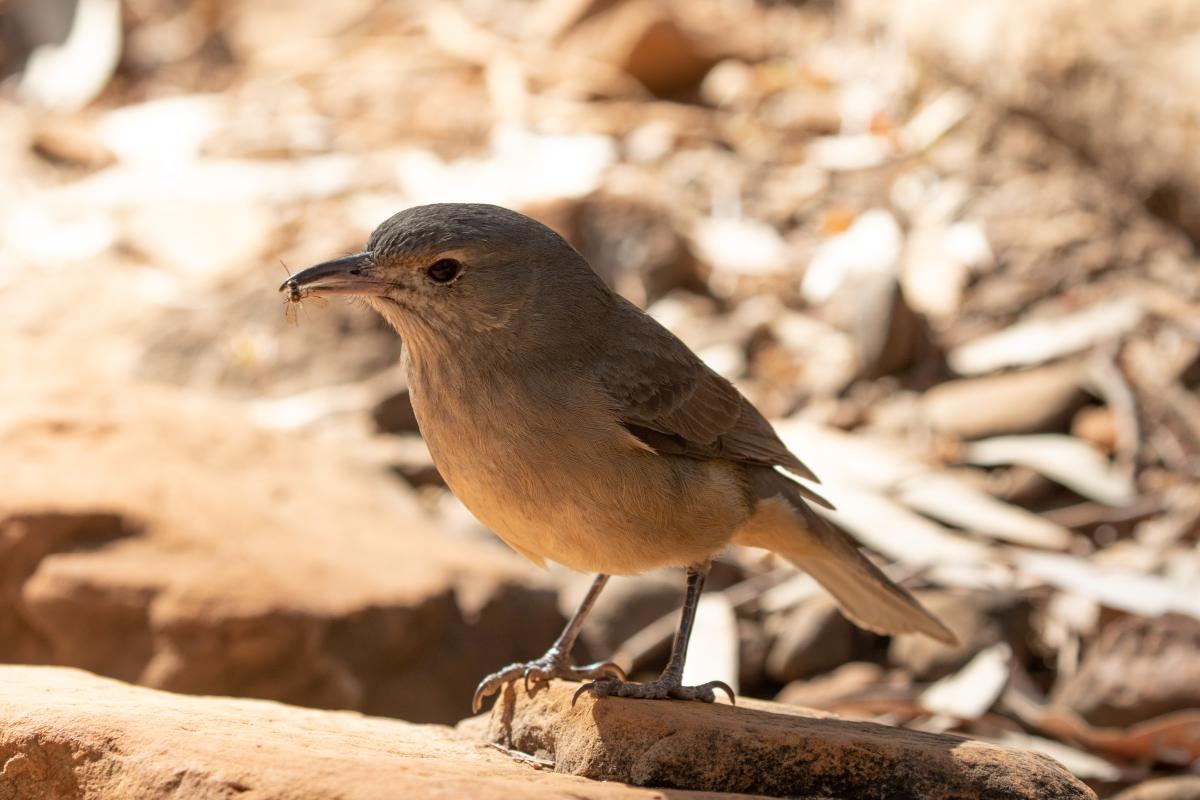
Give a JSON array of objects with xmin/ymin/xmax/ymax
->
[{"xmin": 737, "ymin": 469, "xmax": 958, "ymax": 645}]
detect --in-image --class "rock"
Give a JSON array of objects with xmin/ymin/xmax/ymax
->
[
  {"xmin": 0, "ymin": 378, "xmax": 562, "ymax": 724},
  {"xmin": 922, "ymin": 364, "xmax": 1087, "ymax": 439},
  {"xmin": 765, "ymin": 595, "xmax": 870, "ymax": 684},
  {"xmin": 889, "ymin": 589, "xmax": 1031, "ymax": 681},
  {"xmin": 1051, "ymin": 614, "xmax": 1200, "ymax": 728},
  {"xmin": 487, "ymin": 682, "xmax": 1096, "ymax": 799},
  {"xmin": 0, "ymin": 665, "xmax": 691, "ymax": 800},
  {"xmin": 1111, "ymin": 777, "xmax": 1200, "ymax": 800}
]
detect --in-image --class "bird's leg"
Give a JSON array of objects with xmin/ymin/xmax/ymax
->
[
  {"xmin": 572, "ymin": 563, "xmax": 735, "ymax": 705},
  {"xmin": 472, "ymin": 573, "xmax": 625, "ymax": 713}
]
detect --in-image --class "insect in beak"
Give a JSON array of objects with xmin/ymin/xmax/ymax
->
[{"xmin": 279, "ymin": 260, "xmax": 328, "ymax": 326}]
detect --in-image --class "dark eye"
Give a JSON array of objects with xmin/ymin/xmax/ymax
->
[{"xmin": 427, "ymin": 258, "xmax": 461, "ymax": 283}]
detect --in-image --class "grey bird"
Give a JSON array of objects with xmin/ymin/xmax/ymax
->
[{"xmin": 281, "ymin": 203, "xmax": 956, "ymax": 711}]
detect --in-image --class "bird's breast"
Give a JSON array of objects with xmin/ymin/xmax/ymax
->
[{"xmin": 405, "ymin": 364, "xmax": 749, "ymax": 575}]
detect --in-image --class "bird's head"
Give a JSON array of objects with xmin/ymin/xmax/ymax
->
[{"xmin": 280, "ymin": 203, "xmax": 609, "ymax": 355}]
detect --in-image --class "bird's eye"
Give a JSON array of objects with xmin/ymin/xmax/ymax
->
[{"xmin": 426, "ymin": 258, "xmax": 462, "ymax": 283}]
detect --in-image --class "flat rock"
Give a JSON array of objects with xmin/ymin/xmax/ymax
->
[
  {"xmin": 0, "ymin": 665, "xmax": 721, "ymax": 800},
  {"xmin": 0, "ymin": 378, "xmax": 562, "ymax": 724},
  {"xmin": 485, "ymin": 682, "xmax": 1097, "ymax": 799}
]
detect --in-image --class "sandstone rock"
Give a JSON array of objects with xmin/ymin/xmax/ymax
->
[
  {"xmin": 1111, "ymin": 777, "xmax": 1200, "ymax": 800},
  {"xmin": 1051, "ymin": 614, "xmax": 1200, "ymax": 728},
  {"xmin": 0, "ymin": 378, "xmax": 562, "ymax": 724},
  {"xmin": 889, "ymin": 589, "xmax": 1031, "ymax": 681},
  {"xmin": 923, "ymin": 364, "xmax": 1087, "ymax": 439},
  {"xmin": 487, "ymin": 682, "xmax": 1095, "ymax": 799},
  {"xmin": 0, "ymin": 665, "xmax": 700, "ymax": 800}
]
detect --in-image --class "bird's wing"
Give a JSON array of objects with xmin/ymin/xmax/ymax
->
[{"xmin": 595, "ymin": 299, "xmax": 826, "ymax": 499}]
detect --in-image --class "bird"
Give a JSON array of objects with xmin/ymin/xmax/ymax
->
[{"xmin": 280, "ymin": 203, "xmax": 956, "ymax": 712}]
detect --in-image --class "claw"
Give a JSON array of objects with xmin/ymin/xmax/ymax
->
[
  {"xmin": 523, "ymin": 666, "xmax": 546, "ymax": 693},
  {"xmin": 472, "ymin": 666, "xmax": 520, "ymax": 714},
  {"xmin": 471, "ymin": 684, "xmax": 489, "ymax": 715},
  {"xmin": 572, "ymin": 681, "xmax": 600, "ymax": 707},
  {"xmin": 709, "ymin": 680, "xmax": 736, "ymax": 705},
  {"xmin": 473, "ymin": 656, "xmax": 628, "ymax": 714}
]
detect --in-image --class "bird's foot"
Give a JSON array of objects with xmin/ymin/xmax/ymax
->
[
  {"xmin": 572, "ymin": 675, "xmax": 735, "ymax": 705},
  {"xmin": 472, "ymin": 651, "xmax": 625, "ymax": 713}
]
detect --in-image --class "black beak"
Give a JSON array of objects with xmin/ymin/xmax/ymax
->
[{"xmin": 279, "ymin": 252, "xmax": 383, "ymax": 296}]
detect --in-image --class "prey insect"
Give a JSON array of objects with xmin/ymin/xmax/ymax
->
[{"xmin": 279, "ymin": 261, "xmax": 327, "ymax": 326}]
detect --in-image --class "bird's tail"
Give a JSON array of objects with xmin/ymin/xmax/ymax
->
[{"xmin": 735, "ymin": 469, "xmax": 957, "ymax": 645}]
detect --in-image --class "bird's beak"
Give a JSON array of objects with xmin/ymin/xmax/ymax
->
[{"xmin": 279, "ymin": 252, "xmax": 385, "ymax": 296}]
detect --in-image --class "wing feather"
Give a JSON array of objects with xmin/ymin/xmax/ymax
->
[{"xmin": 595, "ymin": 299, "xmax": 824, "ymax": 500}]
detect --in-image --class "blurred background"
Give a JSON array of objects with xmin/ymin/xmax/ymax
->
[{"xmin": 1, "ymin": 0, "xmax": 1198, "ymax": 795}]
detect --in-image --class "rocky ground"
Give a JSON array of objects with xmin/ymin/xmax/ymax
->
[
  {"xmin": 1, "ymin": 0, "xmax": 1198, "ymax": 797},
  {"xmin": 3, "ymin": 666, "xmax": 1095, "ymax": 799}
]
